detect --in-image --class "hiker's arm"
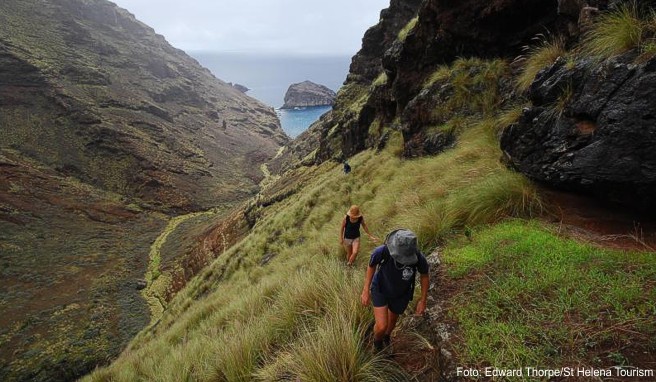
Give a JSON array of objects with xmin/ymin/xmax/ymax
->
[
  {"xmin": 360, "ymin": 265, "xmax": 375, "ymax": 306},
  {"xmin": 415, "ymin": 273, "xmax": 429, "ymax": 315},
  {"xmin": 361, "ymin": 218, "xmax": 379, "ymax": 242},
  {"xmin": 339, "ymin": 218, "xmax": 346, "ymax": 244}
]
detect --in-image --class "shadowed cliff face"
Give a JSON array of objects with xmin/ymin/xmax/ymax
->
[
  {"xmin": 268, "ymin": 0, "xmax": 422, "ymax": 173},
  {"xmin": 0, "ymin": 0, "xmax": 287, "ymax": 380}
]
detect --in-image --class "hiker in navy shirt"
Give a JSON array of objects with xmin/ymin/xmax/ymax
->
[{"xmin": 361, "ymin": 229, "xmax": 429, "ymax": 351}]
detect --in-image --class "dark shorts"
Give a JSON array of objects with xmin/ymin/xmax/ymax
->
[{"xmin": 370, "ymin": 286, "xmax": 411, "ymax": 315}]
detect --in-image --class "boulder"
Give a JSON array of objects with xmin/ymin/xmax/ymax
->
[{"xmin": 501, "ymin": 53, "xmax": 656, "ymax": 210}]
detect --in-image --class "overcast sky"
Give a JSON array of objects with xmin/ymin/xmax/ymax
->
[{"xmin": 110, "ymin": 0, "xmax": 390, "ymax": 55}]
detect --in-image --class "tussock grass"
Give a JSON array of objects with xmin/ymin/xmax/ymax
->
[
  {"xmin": 443, "ymin": 220, "xmax": 656, "ymax": 370},
  {"xmin": 398, "ymin": 16, "xmax": 418, "ymax": 42},
  {"xmin": 430, "ymin": 58, "xmax": 509, "ymax": 118},
  {"xmin": 86, "ymin": 55, "xmax": 545, "ymax": 381},
  {"xmin": 582, "ymin": 2, "xmax": 645, "ymax": 59},
  {"xmin": 515, "ymin": 35, "xmax": 566, "ymax": 92}
]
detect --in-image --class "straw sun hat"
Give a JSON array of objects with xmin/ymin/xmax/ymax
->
[{"xmin": 346, "ymin": 205, "xmax": 362, "ymax": 218}]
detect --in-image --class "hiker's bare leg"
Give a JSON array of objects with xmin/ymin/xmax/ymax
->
[
  {"xmin": 385, "ymin": 309, "xmax": 400, "ymax": 336},
  {"xmin": 344, "ymin": 243, "xmax": 352, "ymax": 262},
  {"xmin": 348, "ymin": 239, "xmax": 360, "ymax": 264},
  {"xmin": 373, "ymin": 306, "xmax": 388, "ymax": 341}
]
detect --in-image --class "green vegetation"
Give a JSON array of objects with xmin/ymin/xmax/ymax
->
[
  {"xmin": 444, "ymin": 220, "xmax": 656, "ymax": 371},
  {"xmin": 429, "ymin": 58, "xmax": 509, "ymax": 122},
  {"xmin": 372, "ymin": 72, "xmax": 388, "ymax": 87},
  {"xmin": 398, "ymin": 16, "xmax": 419, "ymax": 42},
  {"xmin": 515, "ymin": 2, "xmax": 656, "ymax": 92},
  {"xmin": 515, "ymin": 36, "xmax": 566, "ymax": 92},
  {"xmin": 85, "ymin": 66, "xmax": 543, "ymax": 379},
  {"xmin": 143, "ymin": 208, "xmax": 224, "ymax": 324},
  {"xmin": 582, "ymin": 2, "xmax": 646, "ymax": 59},
  {"xmin": 79, "ymin": 17, "xmax": 656, "ymax": 379}
]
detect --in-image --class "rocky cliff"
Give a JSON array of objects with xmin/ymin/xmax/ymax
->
[
  {"xmin": 276, "ymin": 0, "xmax": 656, "ymax": 211},
  {"xmin": 281, "ymin": 80, "xmax": 336, "ymax": 108},
  {"xmin": 0, "ymin": 0, "xmax": 287, "ymax": 380}
]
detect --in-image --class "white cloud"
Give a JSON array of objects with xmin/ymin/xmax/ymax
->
[{"xmin": 110, "ymin": 0, "xmax": 388, "ymax": 55}]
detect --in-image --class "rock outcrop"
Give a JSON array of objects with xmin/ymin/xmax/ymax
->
[
  {"xmin": 501, "ymin": 53, "xmax": 656, "ymax": 210},
  {"xmin": 281, "ymin": 80, "xmax": 336, "ymax": 109},
  {"xmin": 230, "ymin": 82, "xmax": 250, "ymax": 93}
]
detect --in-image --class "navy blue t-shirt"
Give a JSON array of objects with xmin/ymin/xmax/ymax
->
[{"xmin": 369, "ymin": 245, "xmax": 429, "ymax": 299}]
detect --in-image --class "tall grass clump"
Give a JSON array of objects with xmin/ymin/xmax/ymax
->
[
  {"xmin": 398, "ymin": 16, "xmax": 418, "ymax": 42},
  {"xmin": 515, "ymin": 35, "xmax": 566, "ymax": 92},
  {"xmin": 436, "ymin": 58, "xmax": 509, "ymax": 118},
  {"xmin": 582, "ymin": 2, "xmax": 656, "ymax": 59}
]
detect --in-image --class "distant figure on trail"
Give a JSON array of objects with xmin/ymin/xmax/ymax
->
[
  {"xmin": 343, "ymin": 161, "xmax": 351, "ymax": 174},
  {"xmin": 360, "ymin": 229, "xmax": 430, "ymax": 352},
  {"xmin": 340, "ymin": 205, "xmax": 379, "ymax": 266}
]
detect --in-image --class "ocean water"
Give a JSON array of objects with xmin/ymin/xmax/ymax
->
[
  {"xmin": 277, "ymin": 105, "xmax": 332, "ymax": 138},
  {"xmin": 190, "ymin": 52, "xmax": 351, "ymax": 137}
]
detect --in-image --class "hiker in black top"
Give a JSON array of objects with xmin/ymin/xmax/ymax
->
[
  {"xmin": 361, "ymin": 229, "xmax": 430, "ymax": 352},
  {"xmin": 339, "ymin": 205, "xmax": 379, "ymax": 266}
]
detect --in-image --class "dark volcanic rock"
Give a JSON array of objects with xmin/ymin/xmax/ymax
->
[
  {"xmin": 308, "ymin": 0, "xmax": 564, "ymax": 164},
  {"xmin": 346, "ymin": 0, "xmax": 423, "ymax": 85},
  {"xmin": 501, "ymin": 53, "xmax": 656, "ymax": 210},
  {"xmin": 387, "ymin": 0, "xmax": 560, "ymax": 115},
  {"xmin": 281, "ymin": 81, "xmax": 336, "ymax": 109}
]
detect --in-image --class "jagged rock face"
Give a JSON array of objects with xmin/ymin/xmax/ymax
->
[
  {"xmin": 0, "ymin": 0, "xmax": 287, "ymax": 380},
  {"xmin": 307, "ymin": 0, "xmax": 562, "ymax": 164},
  {"xmin": 501, "ymin": 54, "xmax": 656, "ymax": 210},
  {"xmin": 282, "ymin": 80, "xmax": 336, "ymax": 109},
  {"xmin": 386, "ymin": 0, "xmax": 559, "ymax": 114},
  {"xmin": 296, "ymin": 0, "xmax": 422, "ymax": 165},
  {"xmin": 346, "ymin": 0, "xmax": 423, "ymax": 85}
]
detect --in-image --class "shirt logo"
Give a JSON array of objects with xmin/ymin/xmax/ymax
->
[{"xmin": 402, "ymin": 267, "xmax": 414, "ymax": 281}]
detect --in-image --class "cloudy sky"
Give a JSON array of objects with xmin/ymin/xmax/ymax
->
[{"xmin": 110, "ymin": 0, "xmax": 390, "ymax": 55}]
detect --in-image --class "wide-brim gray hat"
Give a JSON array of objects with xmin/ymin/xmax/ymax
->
[{"xmin": 385, "ymin": 229, "xmax": 419, "ymax": 265}]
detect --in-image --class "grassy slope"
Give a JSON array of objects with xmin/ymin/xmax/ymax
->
[
  {"xmin": 84, "ymin": 70, "xmax": 546, "ymax": 380},
  {"xmin": 85, "ymin": 20, "xmax": 656, "ymax": 377},
  {"xmin": 85, "ymin": 113, "xmax": 656, "ymax": 380}
]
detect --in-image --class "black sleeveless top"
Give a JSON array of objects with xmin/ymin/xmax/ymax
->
[{"xmin": 344, "ymin": 215, "xmax": 363, "ymax": 239}]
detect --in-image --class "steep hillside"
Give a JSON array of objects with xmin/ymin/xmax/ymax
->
[
  {"xmin": 0, "ymin": 0, "xmax": 287, "ymax": 380},
  {"xmin": 85, "ymin": 2, "xmax": 655, "ymax": 381}
]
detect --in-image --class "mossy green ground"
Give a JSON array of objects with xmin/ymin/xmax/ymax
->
[{"xmin": 443, "ymin": 220, "xmax": 656, "ymax": 374}]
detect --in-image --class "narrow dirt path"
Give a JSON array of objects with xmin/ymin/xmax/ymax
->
[{"xmin": 143, "ymin": 208, "xmax": 222, "ymax": 325}]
